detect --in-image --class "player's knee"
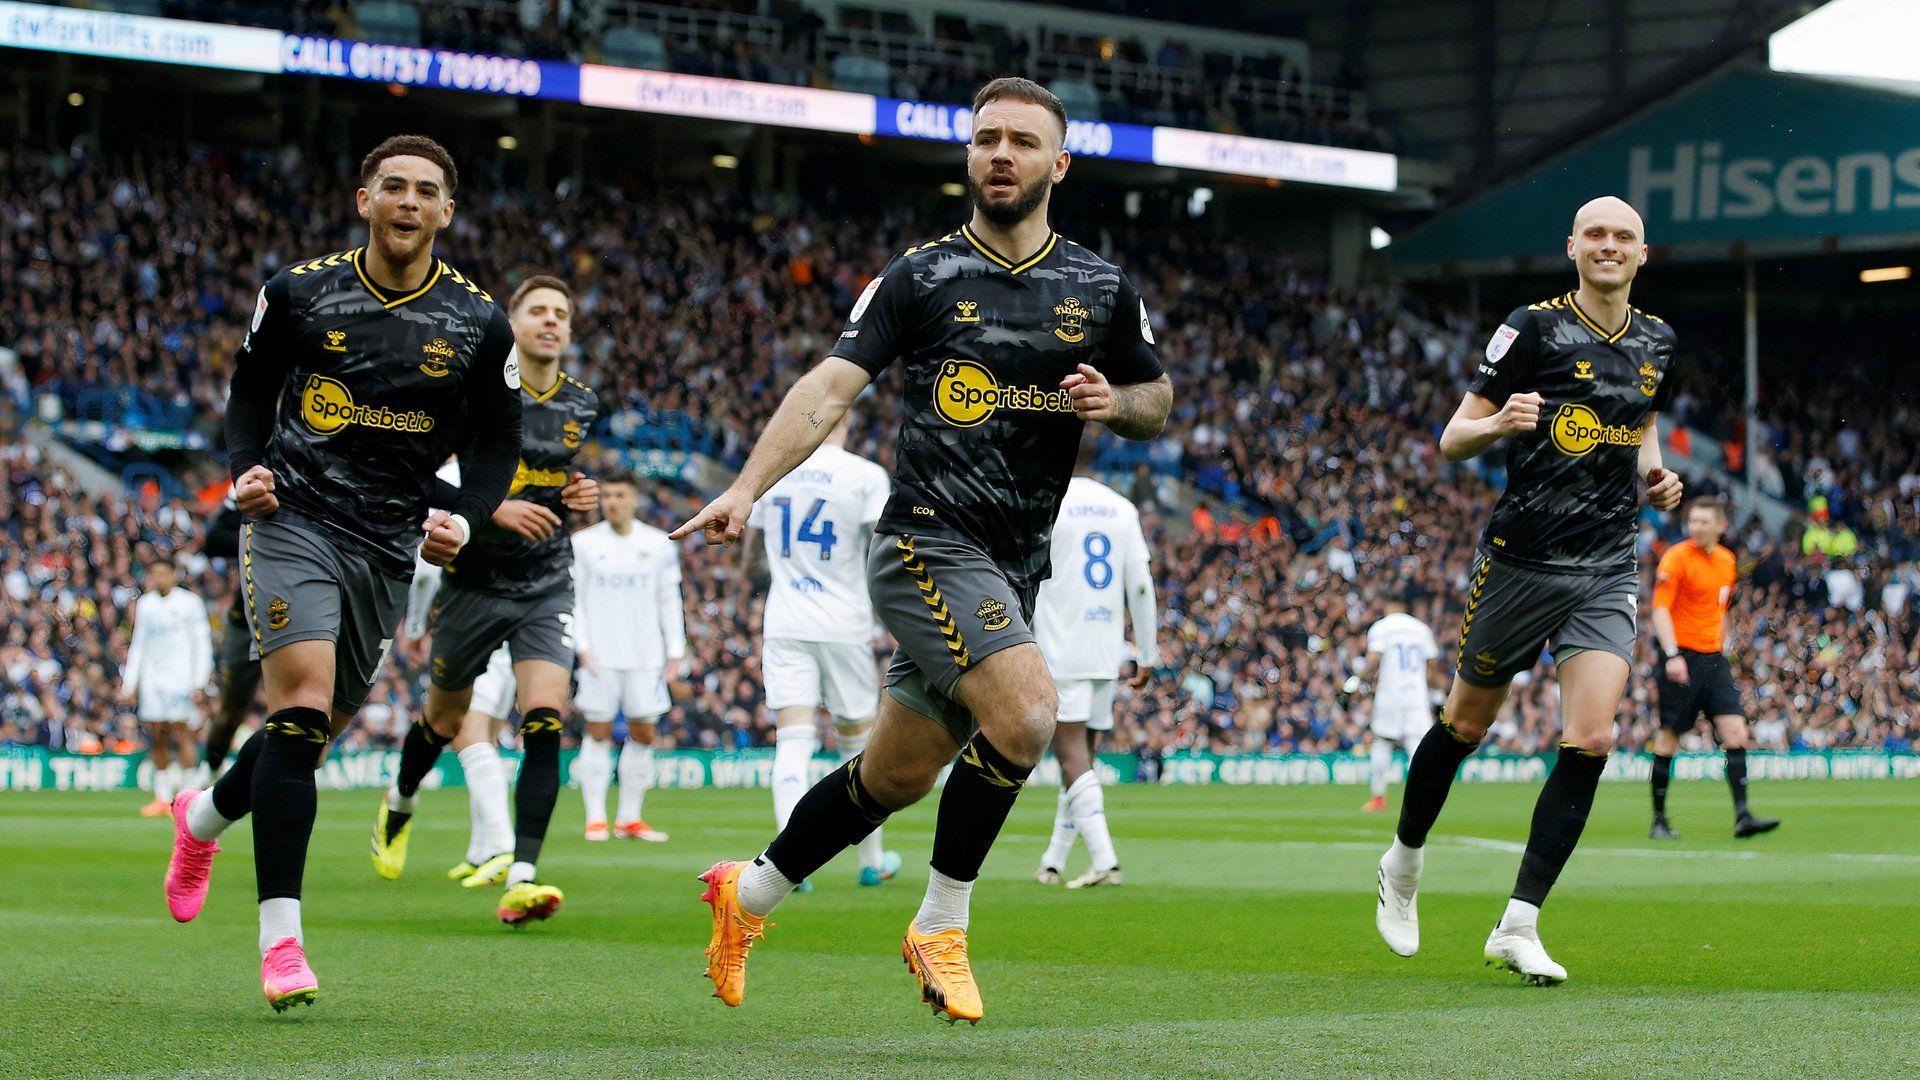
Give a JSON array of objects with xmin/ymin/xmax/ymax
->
[
  {"xmin": 861, "ymin": 758, "xmax": 938, "ymax": 810},
  {"xmin": 1563, "ymin": 732, "xmax": 1612, "ymax": 757},
  {"xmin": 988, "ymin": 681, "xmax": 1056, "ymax": 768}
]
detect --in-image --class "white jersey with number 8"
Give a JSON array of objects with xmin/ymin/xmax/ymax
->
[
  {"xmin": 1367, "ymin": 612, "xmax": 1439, "ymax": 709},
  {"xmin": 1034, "ymin": 476, "xmax": 1159, "ymax": 681}
]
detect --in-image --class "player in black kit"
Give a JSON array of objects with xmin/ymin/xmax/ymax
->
[
  {"xmin": 369, "ymin": 275, "xmax": 600, "ymax": 927},
  {"xmin": 1373, "ymin": 196, "xmax": 1685, "ymax": 985},
  {"xmin": 162, "ymin": 135, "xmax": 524, "ymax": 1012},
  {"xmin": 677, "ymin": 77, "xmax": 1173, "ymax": 1024}
]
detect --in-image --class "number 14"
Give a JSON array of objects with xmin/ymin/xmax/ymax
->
[{"xmin": 773, "ymin": 497, "xmax": 838, "ymax": 560}]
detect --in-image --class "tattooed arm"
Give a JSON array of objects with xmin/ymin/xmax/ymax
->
[{"xmin": 670, "ymin": 357, "xmax": 872, "ymax": 544}]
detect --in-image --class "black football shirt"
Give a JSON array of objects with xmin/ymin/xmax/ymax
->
[
  {"xmin": 829, "ymin": 225, "xmax": 1165, "ymax": 593},
  {"xmin": 1467, "ymin": 292, "xmax": 1677, "ymax": 573},
  {"xmin": 442, "ymin": 372, "xmax": 601, "ymax": 599},
  {"xmin": 232, "ymin": 247, "xmax": 522, "ymax": 575}
]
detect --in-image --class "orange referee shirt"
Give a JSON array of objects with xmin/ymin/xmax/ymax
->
[{"xmin": 1652, "ymin": 540, "xmax": 1737, "ymax": 654}]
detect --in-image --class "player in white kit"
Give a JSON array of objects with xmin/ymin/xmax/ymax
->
[
  {"xmin": 571, "ymin": 471, "xmax": 686, "ymax": 841},
  {"xmin": 1355, "ymin": 600, "xmax": 1441, "ymax": 812},
  {"xmin": 401, "ymin": 507, "xmax": 519, "ymax": 885},
  {"xmin": 123, "ymin": 560, "xmax": 214, "ymax": 816},
  {"xmin": 1033, "ymin": 454, "xmax": 1159, "ymax": 889},
  {"xmin": 747, "ymin": 417, "xmax": 902, "ymax": 888}
]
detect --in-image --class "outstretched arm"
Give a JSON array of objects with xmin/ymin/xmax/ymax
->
[{"xmin": 670, "ymin": 357, "xmax": 873, "ymax": 544}]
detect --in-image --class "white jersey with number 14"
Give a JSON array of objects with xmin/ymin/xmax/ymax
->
[{"xmin": 750, "ymin": 444, "xmax": 889, "ymax": 645}]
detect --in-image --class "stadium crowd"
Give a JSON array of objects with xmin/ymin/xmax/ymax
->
[
  {"xmin": 2, "ymin": 144, "xmax": 1915, "ymax": 761},
  {"xmin": 73, "ymin": 0, "xmax": 1383, "ymax": 149}
]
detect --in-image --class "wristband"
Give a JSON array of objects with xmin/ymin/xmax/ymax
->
[
  {"xmin": 1663, "ymin": 647, "xmax": 1680, "ymax": 661},
  {"xmin": 447, "ymin": 513, "xmax": 471, "ymax": 550}
]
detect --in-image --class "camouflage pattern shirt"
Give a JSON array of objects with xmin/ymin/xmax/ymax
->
[
  {"xmin": 828, "ymin": 225, "xmax": 1165, "ymax": 594},
  {"xmin": 1468, "ymin": 292, "xmax": 1678, "ymax": 574}
]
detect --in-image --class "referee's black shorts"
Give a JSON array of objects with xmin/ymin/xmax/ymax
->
[{"xmin": 1656, "ymin": 650, "xmax": 1744, "ymax": 732}]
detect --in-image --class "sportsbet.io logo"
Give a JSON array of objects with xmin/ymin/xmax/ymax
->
[
  {"xmin": 300, "ymin": 374, "xmax": 435, "ymax": 437},
  {"xmin": 1548, "ymin": 403, "xmax": 1641, "ymax": 458},
  {"xmin": 933, "ymin": 359, "xmax": 1072, "ymax": 428}
]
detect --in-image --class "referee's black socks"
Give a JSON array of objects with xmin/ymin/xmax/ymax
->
[
  {"xmin": 1395, "ymin": 714, "xmax": 1480, "ymax": 849},
  {"xmin": 764, "ymin": 754, "xmax": 892, "ymax": 882},
  {"xmin": 512, "ymin": 708, "xmax": 564, "ymax": 867},
  {"xmin": 253, "ymin": 706, "xmax": 331, "ymax": 903},
  {"xmin": 1650, "ymin": 753, "xmax": 1675, "ymax": 818},
  {"xmin": 1725, "ymin": 748, "xmax": 1751, "ymax": 816},
  {"xmin": 1512, "ymin": 744, "xmax": 1607, "ymax": 907},
  {"xmin": 931, "ymin": 735, "xmax": 1031, "ymax": 883}
]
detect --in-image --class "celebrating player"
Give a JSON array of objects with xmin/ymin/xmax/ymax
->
[
  {"xmin": 122, "ymin": 559, "xmax": 213, "ymax": 816},
  {"xmin": 370, "ymin": 275, "xmax": 600, "ymax": 928},
  {"xmin": 1033, "ymin": 441, "xmax": 1158, "ymax": 889},
  {"xmin": 1648, "ymin": 497, "xmax": 1781, "ymax": 840},
  {"xmin": 1374, "ymin": 196, "xmax": 1683, "ymax": 985},
  {"xmin": 747, "ymin": 414, "xmax": 901, "ymax": 887},
  {"xmin": 163, "ymin": 135, "xmax": 524, "ymax": 1011},
  {"xmin": 1355, "ymin": 599, "xmax": 1441, "ymax": 813},
  {"xmin": 678, "ymin": 77, "xmax": 1172, "ymax": 1024},
  {"xmin": 571, "ymin": 471, "xmax": 687, "ymax": 841}
]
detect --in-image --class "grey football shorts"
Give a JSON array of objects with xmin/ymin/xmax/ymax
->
[
  {"xmin": 1454, "ymin": 551, "xmax": 1639, "ymax": 688},
  {"xmin": 428, "ymin": 582, "xmax": 574, "ymax": 692},
  {"xmin": 868, "ymin": 531, "xmax": 1037, "ymax": 747},
  {"xmin": 240, "ymin": 516, "xmax": 409, "ymax": 715}
]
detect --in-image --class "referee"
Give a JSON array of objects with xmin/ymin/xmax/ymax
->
[{"xmin": 1649, "ymin": 496, "xmax": 1781, "ymax": 840}]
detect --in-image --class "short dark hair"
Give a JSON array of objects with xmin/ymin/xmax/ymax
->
[
  {"xmin": 601, "ymin": 469, "xmax": 639, "ymax": 490},
  {"xmin": 1684, "ymin": 495, "xmax": 1726, "ymax": 519},
  {"xmin": 510, "ymin": 275, "xmax": 572, "ymax": 313},
  {"xmin": 359, "ymin": 135, "xmax": 458, "ymax": 193},
  {"xmin": 973, "ymin": 77, "xmax": 1069, "ymax": 142}
]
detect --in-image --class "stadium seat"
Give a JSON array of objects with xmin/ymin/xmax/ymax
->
[
  {"xmin": 1046, "ymin": 79, "xmax": 1102, "ymax": 122},
  {"xmin": 355, "ymin": 0, "xmax": 422, "ymax": 46},
  {"xmin": 600, "ymin": 27, "xmax": 668, "ymax": 71},
  {"xmin": 831, "ymin": 54, "xmax": 893, "ymax": 97}
]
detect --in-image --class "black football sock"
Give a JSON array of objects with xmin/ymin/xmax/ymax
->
[
  {"xmin": 1725, "ymin": 748, "xmax": 1751, "ymax": 817},
  {"xmin": 203, "ymin": 710, "xmax": 245, "ymax": 778},
  {"xmin": 511, "ymin": 709, "xmax": 563, "ymax": 869},
  {"xmin": 930, "ymin": 735, "xmax": 1032, "ymax": 883},
  {"xmin": 1650, "ymin": 753, "xmax": 1674, "ymax": 818},
  {"xmin": 763, "ymin": 754, "xmax": 891, "ymax": 882},
  {"xmin": 252, "ymin": 707, "xmax": 330, "ymax": 902},
  {"xmin": 1394, "ymin": 714, "xmax": 1481, "ymax": 849},
  {"xmin": 1511, "ymin": 744, "xmax": 1608, "ymax": 907},
  {"xmin": 210, "ymin": 727, "xmax": 264, "ymax": 821},
  {"xmin": 385, "ymin": 721, "xmax": 451, "ymax": 841}
]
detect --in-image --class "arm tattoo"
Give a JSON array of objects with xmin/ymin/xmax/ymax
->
[
  {"xmin": 803, "ymin": 410, "xmax": 823, "ymax": 430},
  {"xmin": 1104, "ymin": 377, "xmax": 1173, "ymax": 441}
]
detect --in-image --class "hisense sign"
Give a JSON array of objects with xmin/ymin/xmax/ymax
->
[
  {"xmin": 1393, "ymin": 69, "xmax": 1920, "ymax": 267},
  {"xmin": 1629, "ymin": 141, "xmax": 1920, "ymax": 223}
]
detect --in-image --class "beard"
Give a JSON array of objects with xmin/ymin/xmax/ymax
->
[{"xmin": 969, "ymin": 171, "xmax": 1050, "ymax": 226}]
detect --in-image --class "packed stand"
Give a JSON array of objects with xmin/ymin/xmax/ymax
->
[
  {"xmin": 58, "ymin": 0, "xmax": 1384, "ymax": 149},
  {"xmin": 2, "ymin": 146, "xmax": 1915, "ymax": 759}
]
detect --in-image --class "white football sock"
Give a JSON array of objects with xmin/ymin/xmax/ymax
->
[
  {"xmin": 1067, "ymin": 770, "xmax": 1118, "ymax": 871},
  {"xmin": 459, "ymin": 743, "xmax": 513, "ymax": 858},
  {"xmin": 1499, "ymin": 898, "xmax": 1541, "ymax": 932},
  {"xmin": 167, "ymin": 763, "xmax": 187, "ymax": 802},
  {"xmin": 616, "ymin": 742, "xmax": 653, "ymax": 823},
  {"xmin": 386, "ymin": 785, "xmax": 417, "ymax": 815},
  {"xmin": 576, "ymin": 736, "xmax": 614, "ymax": 827},
  {"xmin": 152, "ymin": 762, "xmax": 175, "ymax": 803},
  {"xmin": 772, "ymin": 726, "xmax": 817, "ymax": 831},
  {"xmin": 507, "ymin": 860, "xmax": 537, "ymax": 888},
  {"xmin": 914, "ymin": 869, "xmax": 974, "ymax": 934},
  {"xmin": 738, "ymin": 853, "xmax": 797, "ymax": 918},
  {"xmin": 1040, "ymin": 787, "xmax": 1076, "ymax": 870},
  {"xmin": 186, "ymin": 787, "xmax": 235, "ymax": 842},
  {"xmin": 1384, "ymin": 836, "xmax": 1424, "ymax": 884},
  {"xmin": 1371, "ymin": 739, "xmax": 1395, "ymax": 799},
  {"xmin": 258, "ymin": 897, "xmax": 301, "ymax": 954}
]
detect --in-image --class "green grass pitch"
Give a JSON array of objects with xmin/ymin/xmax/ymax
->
[{"xmin": 4, "ymin": 780, "xmax": 1918, "ymax": 1078}]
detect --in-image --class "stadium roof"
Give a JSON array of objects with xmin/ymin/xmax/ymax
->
[{"xmin": 1388, "ymin": 67, "xmax": 1920, "ymax": 273}]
